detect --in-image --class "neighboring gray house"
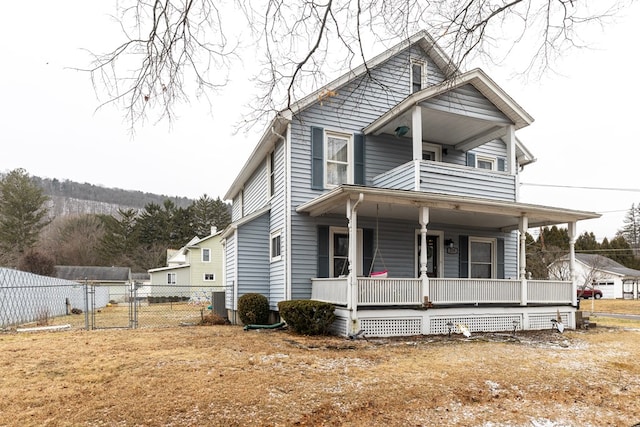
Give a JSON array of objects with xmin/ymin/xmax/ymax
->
[
  {"xmin": 55, "ymin": 266, "xmax": 132, "ymax": 302},
  {"xmin": 222, "ymin": 31, "xmax": 599, "ymax": 336},
  {"xmin": 550, "ymin": 253, "xmax": 640, "ymax": 299}
]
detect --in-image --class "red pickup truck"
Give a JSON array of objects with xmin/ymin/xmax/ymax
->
[{"xmin": 577, "ymin": 288, "xmax": 603, "ymax": 299}]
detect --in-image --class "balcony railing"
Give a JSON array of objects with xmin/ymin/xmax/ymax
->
[
  {"xmin": 372, "ymin": 160, "xmax": 516, "ymax": 201},
  {"xmin": 310, "ymin": 277, "xmax": 573, "ymax": 307}
]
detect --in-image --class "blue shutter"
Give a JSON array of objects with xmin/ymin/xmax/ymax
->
[
  {"xmin": 497, "ymin": 238, "xmax": 505, "ymax": 279},
  {"xmin": 317, "ymin": 226, "xmax": 329, "ymax": 278},
  {"xmin": 466, "ymin": 152, "xmax": 476, "ymax": 167},
  {"xmin": 354, "ymin": 133, "xmax": 365, "ymax": 185},
  {"xmin": 497, "ymin": 157, "xmax": 506, "ymax": 172},
  {"xmin": 311, "ymin": 127, "xmax": 324, "ymax": 190},
  {"xmin": 459, "ymin": 235, "xmax": 469, "ymax": 278}
]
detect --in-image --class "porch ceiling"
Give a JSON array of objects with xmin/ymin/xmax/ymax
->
[{"xmin": 296, "ymin": 185, "xmax": 600, "ymax": 231}]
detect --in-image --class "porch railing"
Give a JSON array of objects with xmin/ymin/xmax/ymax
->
[
  {"xmin": 310, "ymin": 277, "xmax": 573, "ymax": 307},
  {"xmin": 429, "ymin": 278, "xmax": 520, "ymax": 304},
  {"xmin": 372, "ymin": 160, "xmax": 516, "ymax": 201}
]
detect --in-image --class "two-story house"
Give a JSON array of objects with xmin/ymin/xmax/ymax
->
[
  {"xmin": 222, "ymin": 31, "xmax": 599, "ymax": 336},
  {"xmin": 148, "ymin": 228, "xmax": 224, "ymax": 299}
]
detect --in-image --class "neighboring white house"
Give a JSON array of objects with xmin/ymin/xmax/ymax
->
[
  {"xmin": 148, "ymin": 228, "xmax": 224, "ymax": 300},
  {"xmin": 550, "ymin": 253, "xmax": 640, "ymax": 299},
  {"xmin": 222, "ymin": 30, "xmax": 600, "ymax": 337}
]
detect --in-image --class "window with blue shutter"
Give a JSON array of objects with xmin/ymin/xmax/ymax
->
[{"xmin": 311, "ymin": 127, "xmax": 324, "ymax": 190}]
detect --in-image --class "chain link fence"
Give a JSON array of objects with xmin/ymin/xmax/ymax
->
[{"xmin": 1, "ymin": 268, "xmax": 227, "ymax": 330}]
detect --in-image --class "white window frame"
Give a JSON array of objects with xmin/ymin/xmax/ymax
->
[
  {"xmin": 167, "ymin": 272, "xmax": 176, "ymax": 285},
  {"xmin": 468, "ymin": 237, "xmax": 496, "ymax": 279},
  {"xmin": 410, "ymin": 59, "xmax": 427, "ymax": 93},
  {"xmin": 268, "ymin": 150, "xmax": 275, "ymax": 198},
  {"xmin": 203, "ymin": 273, "xmax": 216, "ymax": 281},
  {"xmin": 270, "ymin": 230, "xmax": 282, "ymax": 262},
  {"xmin": 329, "ymin": 227, "xmax": 363, "ymax": 277},
  {"xmin": 421, "ymin": 142, "xmax": 442, "ymax": 162},
  {"xmin": 324, "ymin": 130, "xmax": 353, "ymax": 188},
  {"xmin": 201, "ymin": 248, "xmax": 211, "ymax": 263},
  {"xmin": 476, "ymin": 155, "xmax": 496, "ymax": 171}
]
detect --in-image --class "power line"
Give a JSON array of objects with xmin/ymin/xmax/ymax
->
[{"xmin": 520, "ymin": 183, "xmax": 640, "ymax": 193}]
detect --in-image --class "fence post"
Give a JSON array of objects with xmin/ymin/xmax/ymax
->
[{"xmin": 83, "ymin": 280, "xmax": 89, "ymax": 330}]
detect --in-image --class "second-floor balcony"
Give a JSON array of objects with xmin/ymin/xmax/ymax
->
[{"xmin": 372, "ymin": 160, "xmax": 516, "ymax": 202}]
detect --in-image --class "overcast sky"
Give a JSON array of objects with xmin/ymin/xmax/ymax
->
[{"xmin": 1, "ymin": 2, "xmax": 639, "ymax": 241}]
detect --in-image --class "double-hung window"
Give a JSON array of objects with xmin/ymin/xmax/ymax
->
[
  {"xmin": 202, "ymin": 248, "xmax": 211, "ymax": 262},
  {"xmin": 410, "ymin": 59, "xmax": 426, "ymax": 93},
  {"xmin": 167, "ymin": 273, "xmax": 176, "ymax": 285},
  {"xmin": 469, "ymin": 238, "xmax": 496, "ymax": 279},
  {"xmin": 476, "ymin": 155, "xmax": 496, "ymax": 170},
  {"xmin": 270, "ymin": 231, "xmax": 282, "ymax": 262},
  {"xmin": 325, "ymin": 132, "xmax": 352, "ymax": 187}
]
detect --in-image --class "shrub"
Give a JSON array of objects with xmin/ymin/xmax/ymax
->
[
  {"xmin": 278, "ymin": 300, "xmax": 335, "ymax": 335},
  {"xmin": 199, "ymin": 311, "xmax": 227, "ymax": 326},
  {"xmin": 238, "ymin": 293, "xmax": 270, "ymax": 325}
]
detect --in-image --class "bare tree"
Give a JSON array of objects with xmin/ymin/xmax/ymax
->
[{"xmin": 87, "ymin": 0, "xmax": 632, "ymax": 128}]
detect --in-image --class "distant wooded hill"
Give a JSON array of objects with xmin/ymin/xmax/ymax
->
[{"xmin": 33, "ymin": 176, "xmax": 195, "ymax": 217}]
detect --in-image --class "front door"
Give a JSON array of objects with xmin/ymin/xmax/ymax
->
[{"xmin": 417, "ymin": 235, "xmax": 438, "ymax": 278}]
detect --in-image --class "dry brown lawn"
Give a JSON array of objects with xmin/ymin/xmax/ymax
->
[{"xmin": 2, "ymin": 302, "xmax": 640, "ymax": 426}]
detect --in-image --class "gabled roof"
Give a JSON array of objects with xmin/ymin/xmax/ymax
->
[
  {"xmin": 55, "ymin": 266, "xmax": 131, "ymax": 282},
  {"xmin": 225, "ymin": 31, "xmax": 457, "ymax": 201},
  {"xmin": 572, "ymin": 254, "xmax": 640, "ymax": 279}
]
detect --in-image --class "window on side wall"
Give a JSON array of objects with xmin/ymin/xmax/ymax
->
[
  {"xmin": 469, "ymin": 238, "xmax": 496, "ymax": 279},
  {"xmin": 202, "ymin": 248, "xmax": 211, "ymax": 262},
  {"xmin": 325, "ymin": 131, "xmax": 352, "ymax": 187},
  {"xmin": 268, "ymin": 150, "xmax": 275, "ymax": 197},
  {"xmin": 410, "ymin": 60, "xmax": 426, "ymax": 93},
  {"xmin": 204, "ymin": 273, "xmax": 215, "ymax": 281},
  {"xmin": 270, "ymin": 231, "xmax": 282, "ymax": 262},
  {"xmin": 167, "ymin": 273, "xmax": 176, "ymax": 285}
]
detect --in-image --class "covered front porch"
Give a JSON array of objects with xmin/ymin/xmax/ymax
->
[{"xmin": 297, "ymin": 185, "xmax": 600, "ymax": 337}]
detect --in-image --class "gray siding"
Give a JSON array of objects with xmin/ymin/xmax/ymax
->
[
  {"xmin": 420, "ymin": 162, "xmax": 516, "ymax": 201},
  {"xmin": 237, "ymin": 211, "xmax": 270, "ymax": 297},
  {"xmin": 423, "ymin": 84, "xmax": 511, "ymax": 123},
  {"xmin": 243, "ymin": 162, "xmax": 269, "ymax": 216},
  {"xmin": 224, "ymin": 233, "xmax": 236, "ymax": 309},
  {"xmin": 232, "ymin": 194, "xmax": 242, "ymax": 221},
  {"xmin": 269, "ymin": 140, "xmax": 286, "ymax": 308}
]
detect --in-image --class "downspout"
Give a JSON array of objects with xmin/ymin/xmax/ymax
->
[
  {"xmin": 347, "ymin": 193, "xmax": 364, "ymax": 334},
  {"xmin": 270, "ymin": 126, "xmax": 289, "ymax": 305}
]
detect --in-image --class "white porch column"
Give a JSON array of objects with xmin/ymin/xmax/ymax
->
[
  {"xmin": 419, "ymin": 206, "xmax": 430, "ymax": 304},
  {"xmin": 412, "ymin": 106, "xmax": 423, "ymax": 191},
  {"xmin": 346, "ymin": 194, "xmax": 364, "ymax": 333},
  {"xmin": 504, "ymin": 124, "xmax": 516, "ymax": 175},
  {"xmin": 519, "ymin": 216, "xmax": 528, "ymax": 306},
  {"xmin": 568, "ymin": 221, "xmax": 578, "ymax": 307}
]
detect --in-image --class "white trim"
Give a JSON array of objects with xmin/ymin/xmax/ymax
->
[
  {"xmin": 414, "ymin": 230, "xmax": 444, "ymax": 278},
  {"xmin": 167, "ymin": 272, "xmax": 177, "ymax": 285},
  {"xmin": 201, "ymin": 248, "xmax": 211, "ymax": 263},
  {"xmin": 468, "ymin": 237, "xmax": 497, "ymax": 279},
  {"xmin": 329, "ymin": 226, "xmax": 363, "ymax": 277},
  {"xmin": 410, "ymin": 58, "xmax": 427, "ymax": 93},
  {"xmin": 267, "ymin": 150, "xmax": 275, "ymax": 199},
  {"xmin": 421, "ymin": 142, "xmax": 442, "ymax": 162},
  {"xmin": 270, "ymin": 230, "xmax": 282, "ymax": 262},
  {"xmin": 476, "ymin": 155, "xmax": 496, "ymax": 171},
  {"xmin": 285, "ymin": 123, "xmax": 292, "ymax": 300},
  {"xmin": 203, "ymin": 273, "xmax": 216, "ymax": 281},
  {"xmin": 324, "ymin": 130, "xmax": 353, "ymax": 189}
]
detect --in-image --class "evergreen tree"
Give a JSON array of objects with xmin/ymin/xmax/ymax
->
[
  {"xmin": 191, "ymin": 194, "xmax": 231, "ymax": 236},
  {"xmin": 99, "ymin": 209, "xmax": 140, "ymax": 267},
  {"xmin": 619, "ymin": 203, "xmax": 640, "ymax": 254},
  {"xmin": 575, "ymin": 231, "xmax": 599, "ymax": 253},
  {"xmin": 0, "ymin": 169, "xmax": 51, "ymax": 266}
]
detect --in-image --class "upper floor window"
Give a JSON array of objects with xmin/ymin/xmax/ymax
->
[
  {"xmin": 476, "ymin": 155, "xmax": 496, "ymax": 170},
  {"xmin": 167, "ymin": 273, "xmax": 176, "ymax": 285},
  {"xmin": 268, "ymin": 150, "xmax": 275, "ymax": 197},
  {"xmin": 202, "ymin": 248, "xmax": 211, "ymax": 262},
  {"xmin": 325, "ymin": 131, "xmax": 352, "ymax": 187},
  {"xmin": 422, "ymin": 142, "xmax": 442, "ymax": 162},
  {"xmin": 411, "ymin": 60, "xmax": 426, "ymax": 93}
]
